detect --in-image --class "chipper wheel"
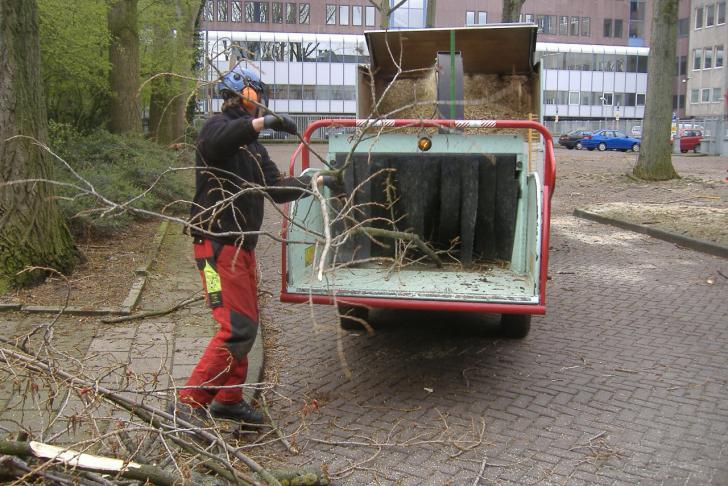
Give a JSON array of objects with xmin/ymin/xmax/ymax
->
[
  {"xmin": 500, "ymin": 314, "xmax": 531, "ymax": 339},
  {"xmin": 337, "ymin": 304, "xmax": 370, "ymax": 331}
]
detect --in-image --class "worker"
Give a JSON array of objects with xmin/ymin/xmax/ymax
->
[{"xmin": 169, "ymin": 66, "xmax": 319, "ymax": 425}]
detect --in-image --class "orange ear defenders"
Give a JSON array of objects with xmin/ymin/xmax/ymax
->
[{"xmin": 240, "ymin": 86, "xmax": 259, "ymax": 112}]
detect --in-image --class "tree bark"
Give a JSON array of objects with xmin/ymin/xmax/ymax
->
[
  {"xmin": 501, "ymin": 0, "xmax": 526, "ymax": 23},
  {"xmin": 0, "ymin": 0, "xmax": 79, "ymax": 289},
  {"xmin": 425, "ymin": 0, "xmax": 436, "ymax": 28},
  {"xmin": 108, "ymin": 0, "xmax": 141, "ymax": 134},
  {"xmin": 633, "ymin": 0, "xmax": 679, "ymax": 180},
  {"xmin": 148, "ymin": 0, "xmax": 203, "ymax": 145}
]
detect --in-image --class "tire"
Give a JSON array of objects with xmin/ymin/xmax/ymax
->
[
  {"xmin": 500, "ymin": 314, "xmax": 531, "ymax": 339},
  {"xmin": 597, "ymin": 142, "xmax": 607, "ymax": 151},
  {"xmin": 576, "ymin": 142, "xmax": 583, "ymax": 150},
  {"xmin": 631, "ymin": 143, "xmax": 640, "ymax": 152},
  {"xmin": 338, "ymin": 304, "xmax": 369, "ymax": 331}
]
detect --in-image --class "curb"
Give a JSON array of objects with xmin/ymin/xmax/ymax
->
[
  {"xmin": 0, "ymin": 220, "xmax": 171, "ymax": 316},
  {"xmin": 574, "ymin": 209, "xmax": 728, "ymax": 259}
]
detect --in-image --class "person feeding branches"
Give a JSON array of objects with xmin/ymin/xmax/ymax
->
[{"xmin": 171, "ymin": 66, "xmax": 321, "ymax": 424}]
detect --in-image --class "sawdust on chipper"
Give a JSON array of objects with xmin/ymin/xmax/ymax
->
[{"xmin": 375, "ymin": 72, "xmax": 533, "ymax": 135}]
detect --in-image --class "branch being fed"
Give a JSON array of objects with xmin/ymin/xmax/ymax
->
[{"xmin": 354, "ymin": 227, "xmax": 443, "ymax": 268}]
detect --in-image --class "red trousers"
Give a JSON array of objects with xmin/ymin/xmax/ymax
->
[{"xmin": 179, "ymin": 239, "xmax": 258, "ymax": 406}]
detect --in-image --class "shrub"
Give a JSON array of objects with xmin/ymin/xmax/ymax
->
[{"xmin": 48, "ymin": 122, "xmax": 193, "ymax": 237}]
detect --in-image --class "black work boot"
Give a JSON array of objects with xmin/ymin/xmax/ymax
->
[
  {"xmin": 209, "ymin": 399, "xmax": 264, "ymax": 424},
  {"xmin": 166, "ymin": 401, "xmax": 208, "ymax": 429}
]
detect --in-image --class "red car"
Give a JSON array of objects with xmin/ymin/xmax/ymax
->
[{"xmin": 679, "ymin": 130, "xmax": 702, "ymax": 153}]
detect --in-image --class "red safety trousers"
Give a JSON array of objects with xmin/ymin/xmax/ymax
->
[{"xmin": 179, "ymin": 239, "xmax": 259, "ymax": 407}]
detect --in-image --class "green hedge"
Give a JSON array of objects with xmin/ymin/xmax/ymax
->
[{"xmin": 49, "ymin": 123, "xmax": 193, "ymax": 237}]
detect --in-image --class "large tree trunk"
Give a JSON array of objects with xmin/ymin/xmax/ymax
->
[
  {"xmin": 108, "ymin": 0, "xmax": 141, "ymax": 134},
  {"xmin": 148, "ymin": 0, "xmax": 203, "ymax": 145},
  {"xmin": 633, "ymin": 0, "xmax": 679, "ymax": 180},
  {"xmin": 0, "ymin": 0, "xmax": 79, "ymax": 289},
  {"xmin": 501, "ymin": 0, "xmax": 526, "ymax": 23}
]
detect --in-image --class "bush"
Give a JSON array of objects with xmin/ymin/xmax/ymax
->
[{"xmin": 48, "ymin": 122, "xmax": 193, "ymax": 237}]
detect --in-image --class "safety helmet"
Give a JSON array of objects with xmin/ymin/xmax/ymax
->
[{"xmin": 217, "ymin": 65, "xmax": 269, "ymax": 112}]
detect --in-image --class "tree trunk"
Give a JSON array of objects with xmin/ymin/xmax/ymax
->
[
  {"xmin": 425, "ymin": 0, "xmax": 436, "ymax": 28},
  {"xmin": 0, "ymin": 0, "xmax": 79, "ymax": 289},
  {"xmin": 633, "ymin": 0, "xmax": 679, "ymax": 180},
  {"xmin": 108, "ymin": 0, "xmax": 141, "ymax": 135},
  {"xmin": 148, "ymin": 0, "xmax": 203, "ymax": 145},
  {"xmin": 501, "ymin": 0, "xmax": 526, "ymax": 23}
]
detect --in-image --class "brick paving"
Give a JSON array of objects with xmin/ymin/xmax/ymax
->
[
  {"xmin": 256, "ymin": 145, "xmax": 728, "ymax": 485},
  {"xmin": 0, "ymin": 146, "xmax": 726, "ymax": 485}
]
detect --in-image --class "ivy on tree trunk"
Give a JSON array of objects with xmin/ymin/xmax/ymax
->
[
  {"xmin": 633, "ymin": 0, "xmax": 679, "ymax": 181},
  {"xmin": 0, "ymin": 0, "xmax": 80, "ymax": 289}
]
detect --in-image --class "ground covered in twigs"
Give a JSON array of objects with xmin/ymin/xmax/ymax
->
[{"xmin": 0, "ymin": 220, "xmax": 159, "ymax": 308}]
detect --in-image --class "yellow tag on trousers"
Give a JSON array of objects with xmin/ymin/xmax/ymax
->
[{"xmin": 203, "ymin": 260, "xmax": 222, "ymax": 293}]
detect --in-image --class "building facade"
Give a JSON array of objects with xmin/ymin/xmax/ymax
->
[
  {"xmin": 200, "ymin": 0, "xmax": 696, "ymax": 121},
  {"xmin": 685, "ymin": 0, "xmax": 726, "ymax": 117}
]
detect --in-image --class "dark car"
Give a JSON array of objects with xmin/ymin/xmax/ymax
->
[
  {"xmin": 580, "ymin": 129, "xmax": 641, "ymax": 152},
  {"xmin": 558, "ymin": 129, "xmax": 591, "ymax": 150}
]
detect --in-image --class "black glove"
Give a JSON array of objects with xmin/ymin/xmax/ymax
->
[{"xmin": 263, "ymin": 114, "xmax": 297, "ymax": 135}]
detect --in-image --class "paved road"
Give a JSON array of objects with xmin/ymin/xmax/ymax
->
[{"xmin": 258, "ymin": 144, "xmax": 728, "ymax": 485}]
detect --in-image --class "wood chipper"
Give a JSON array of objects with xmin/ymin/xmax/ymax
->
[{"xmin": 280, "ymin": 25, "xmax": 555, "ymax": 338}]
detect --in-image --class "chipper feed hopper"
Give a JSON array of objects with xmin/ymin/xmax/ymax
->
[{"xmin": 280, "ymin": 25, "xmax": 555, "ymax": 338}]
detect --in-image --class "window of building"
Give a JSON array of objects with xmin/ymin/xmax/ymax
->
[
  {"xmin": 326, "ymin": 4, "xmax": 336, "ymax": 24},
  {"xmin": 245, "ymin": 2, "xmax": 268, "ymax": 22},
  {"xmin": 603, "ymin": 18, "xmax": 612, "ymax": 37},
  {"xmin": 339, "ymin": 5, "xmax": 349, "ymax": 24},
  {"xmin": 466, "ymin": 10, "xmax": 475, "ymax": 25},
  {"xmin": 204, "ymin": 2, "xmax": 214, "ymax": 21},
  {"xmin": 467, "ymin": 10, "xmax": 486, "ymax": 25},
  {"xmin": 602, "ymin": 92, "xmax": 613, "ymax": 105},
  {"xmin": 693, "ymin": 48, "xmax": 702, "ymax": 69},
  {"xmin": 706, "ymin": 4, "xmax": 715, "ymax": 26},
  {"xmin": 478, "ymin": 11, "xmax": 487, "ymax": 24},
  {"xmin": 718, "ymin": 2, "xmax": 726, "ymax": 24},
  {"xmin": 677, "ymin": 18, "xmax": 689, "ymax": 36},
  {"xmin": 543, "ymin": 90, "xmax": 557, "ymax": 104},
  {"xmin": 691, "ymin": 89, "xmax": 700, "ymax": 103},
  {"xmin": 520, "ymin": 13, "xmax": 534, "ymax": 23},
  {"xmin": 679, "ymin": 55, "xmax": 687, "ymax": 75},
  {"xmin": 365, "ymin": 5, "xmax": 375, "ymax": 25},
  {"xmin": 695, "ymin": 6, "xmax": 703, "ymax": 29},
  {"xmin": 705, "ymin": 47, "xmax": 714, "ymax": 68},
  {"xmin": 714, "ymin": 88, "xmax": 723, "ymax": 102},
  {"xmin": 581, "ymin": 17, "xmax": 590, "ymax": 36},
  {"xmin": 637, "ymin": 55, "xmax": 648, "ymax": 72},
  {"xmin": 232, "ymin": 1, "xmax": 243, "ymax": 21},
  {"xmin": 286, "ymin": 2, "xmax": 296, "ymax": 23},
  {"xmin": 569, "ymin": 17, "xmax": 579, "ymax": 35},
  {"xmin": 614, "ymin": 19, "xmax": 623, "ymax": 37},
  {"xmin": 716, "ymin": 45, "xmax": 724, "ymax": 67},
  {"xmin": 636, "ymin": 93, "xmax": 645, "ymax": 105},
  {"xmin": 217, "ymin": 0, "xmax": 228, "ymax": 21},
  {"xmin": 352, "ymin": 5, "xmax": 362, "ymax": 25},
  {"xmin": 272, "ymin": 2, "xmax": 283, "ymax": 22},
  {"xmin": 299, "ymin": 3, "xmax": 309, "ymax": 23},
  {"xmin": 391, "ymin": 0, "xmax": 426, "ymax": 29},
  {"xmin": 559, "ymin": 16, "xmax": 569, "ymax": 35},
  {"xmin": 702, "ymin": 88, "xmax": 711, "ymax": 102},
  {"xmin": 568, "ymin": 91, "xmax": 580, "ymax": 105}
]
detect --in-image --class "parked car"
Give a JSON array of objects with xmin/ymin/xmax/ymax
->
[
  {"xmin": 631, "ymin": 125, "xmax": 642, "ymax": 137},
  {"xmin": 676, "ymin": 129, "xmax": 703, "ymax": 153},
  {"xmin": 580, "ymin": 129, "xmax": 641, "ymax": 152},
  {"xmin": 558, "ymin": 129, "xmax": 591, "ymax": 149}
]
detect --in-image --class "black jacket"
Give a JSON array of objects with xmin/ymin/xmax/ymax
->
[{"xmin": 190, "ymin": 107, "xmax": 310, "ymax": 248}]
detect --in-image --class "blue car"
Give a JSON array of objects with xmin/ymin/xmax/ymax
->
[{"xmin": 580, "ymin": 129, "xmax": 641, "ymax": 152}]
